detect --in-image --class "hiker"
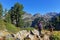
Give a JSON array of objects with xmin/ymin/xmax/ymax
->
[
  {"xmin": 37, "ymin": 21, "xmax": 43, "ymax": 36},
  {"xmin": 48, "ymin": 24, "xmax": 54, "ymax": 32}
]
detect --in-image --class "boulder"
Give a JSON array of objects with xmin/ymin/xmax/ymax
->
[
  {"xmin": 5, "ymin": 34, "xmax": 15, "ymax": 40},
  {"xmin": 32, "ymin": 29, "xmax": 39, "ymax": 36},
  {"xmin": 27, "ymin": 34, "xmax": 40, "ymax": 40},
  {"xmin": 0, "ymin": 31, "xmax": 9, "ymax": 37},
  {"xmin": 43, "ymin": 34, "xmax": 50, "ymax": 40},
  {"xmin": 15, "ymin": 30, "xmax": 30, "ymax": 40}
]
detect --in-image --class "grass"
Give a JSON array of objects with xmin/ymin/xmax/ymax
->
[
  {"xmin": 0, "ymin": 19, "xmax": 20, "ymax": 34},
  {"xmin": 5, "ymin": 23, "xmax": 20, "ymax": 34},
  {"xmin": 20, "ymin": 27, "xmax": 34, "ymax": 31},
  {"xmin": 0, "ymin": 19, "xmax": 6, "ymax": 30},
  {"xmin": 0, "ymin": 19, "xmax": 34, "ymax": 33},
  {"xmin": 41, "ymin": 30, "xmax": 60, "ymax": 40}
]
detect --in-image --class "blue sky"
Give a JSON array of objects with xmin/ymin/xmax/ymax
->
[{"xmin": 0, "ymin": 0, "xmax": 60, "ymax": 15}]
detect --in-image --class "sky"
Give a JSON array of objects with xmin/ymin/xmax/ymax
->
[{"xmin": 0, "ymin": 0, "xmax": 60, "ymax": 15}]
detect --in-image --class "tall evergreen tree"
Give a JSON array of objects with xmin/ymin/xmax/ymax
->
[{"xmin": 10, "ymin": 3, "xmax": 24, "ymax": 27}]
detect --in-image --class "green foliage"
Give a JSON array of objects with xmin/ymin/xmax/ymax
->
[
  {"xmin": 5, "ymin": 23, "xmax": 20, "ymax": 33},
  {"xmin": 51, "ymin": 35, "xmax": 60, "ymax": 40},
  {"xmin": 5, "ymin": 13, "xmax": 11, "ymax": 23},
  {"xmin": 0, "ymin": 19, "xmax": 6, "ymax": 30},
  {"xmin": 19, "ymin": 19, "xmax": 25, "ymax": 28},
  {"xmin": 21, "ymin": 27, "xmax": 34, "ymax": 31},
  {"xmin": 0, "ymin": 19, "xmax": 20, "ymax": 33},
  {"xmin": 10, "ymin": 2, "xmax": 24, "ymax": 27},
  {"xmin": 0, "ymin": 3, "xmax": 3, "ymax": 18},
  {"xmin": 50, "ymin": 31, "xmax": 60, "ymax": 40}
]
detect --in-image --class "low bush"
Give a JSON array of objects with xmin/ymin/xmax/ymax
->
[{"xmin": 50, "ymin": 31, "xmax": 60, "ymax": 40}]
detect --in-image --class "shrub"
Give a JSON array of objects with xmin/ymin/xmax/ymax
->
[
  {"xmin": 50, "ymin": 35, "xmax": 60, "ymax": 40},
  {"xmin": 51, "ymin": 31, "xmax": 60, "ymax": 40}
]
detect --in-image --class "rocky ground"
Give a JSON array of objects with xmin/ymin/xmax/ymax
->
[{"xmin": 0, "ymin": 29, "xmax": 52, "ymax": 40}]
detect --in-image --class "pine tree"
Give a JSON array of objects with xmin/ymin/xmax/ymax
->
[{"xmin": 10, "ymin": 3, "xmax": 24, "ymax": 27}]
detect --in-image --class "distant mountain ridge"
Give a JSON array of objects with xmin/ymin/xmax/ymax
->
[{"xmin": 22, "ymin": 12, "xmax": 59, "ymax": 22}]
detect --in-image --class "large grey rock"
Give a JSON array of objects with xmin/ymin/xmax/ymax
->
[
  {"xmin": 32, "ymin": 29, "xmax": 39, "ymax": 36},
  {"xmin": 27, "ymin": 34, "xmax": 40, "ymax": 40},
  {"xmin": 15, "ymin": 30, "xmax": 30, "ymax": 40},
  {"xmin": 5, "ymin": 34, "xmax": 15, "ymax": 40}
]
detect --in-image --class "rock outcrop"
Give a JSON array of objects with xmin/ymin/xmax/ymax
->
[
  {"xmin": 15, "ymin": 30, "xmax": 30, "ymax": 40},
  {"xmin": 15, "ymin": 29, "xmax": 50, "ymax": 40},
  {"xmin": 0, "ymin": 29, "xmax": 51, "ymax": 40}
]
